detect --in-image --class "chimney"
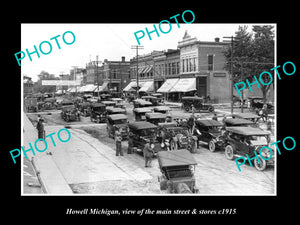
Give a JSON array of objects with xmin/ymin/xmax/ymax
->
[
  {"xmin": 215, "ymin": 37, "xmax": 220, "ymax": 42},
  {"xmin": 121, "ymin": 56, "xmax": 125, "ymax": 62}
]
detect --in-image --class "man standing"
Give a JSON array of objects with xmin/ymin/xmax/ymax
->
[
  {"xmin": 143, "ymin": 140, "xmax": 154, "ymax": 167},
  {"xmin": 115, "ymin": 127, "xmax": 123, "ymax": 156},
  {"xmin": 36, "ymin": 118, "xmax": 45, "ymax": 139}
]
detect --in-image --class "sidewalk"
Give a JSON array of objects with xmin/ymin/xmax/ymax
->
[{"xmin": 23, "ymin": 113, "xmax": 73, "ymax": 194}]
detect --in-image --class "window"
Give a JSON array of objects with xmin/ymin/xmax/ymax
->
[
  {"xmin": 208, "ymin": 55, "xmax": 214, "ymax": 71},
  {"xmin": 182, "ymin": 59, "xmax": 185, "ymax": 72}
]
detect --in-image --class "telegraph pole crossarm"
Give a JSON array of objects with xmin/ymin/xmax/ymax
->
[{"xmin": 131, "ymin": 45, "xmax": 144, "ymax": 97}]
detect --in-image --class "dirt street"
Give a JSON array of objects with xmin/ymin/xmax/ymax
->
[{"xmin": 25, "ymin": 102, "xmax": 275, "ymax": 195}]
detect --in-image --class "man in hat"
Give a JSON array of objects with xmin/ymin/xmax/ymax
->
[
  {"xmin": 36, "ymin": 117, "xmax": 45, "ymax": 139},
  {"xmin": 114, "ymin": 126, "xmax": 123, "ymax": 156},
  {"xmin": 143, "ymin": 140, "xmax": 154, "ymax": 167}
]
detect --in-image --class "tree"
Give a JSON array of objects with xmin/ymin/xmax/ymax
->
[{"xmin": 223, "ymin": 25, "xmax": 275, "ymax": 102}]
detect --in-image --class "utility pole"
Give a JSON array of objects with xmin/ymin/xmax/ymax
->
[
  {"xmin": 223, "ymin": 36, "xmax": 235, "ymax": 114},
  {"xmin": 96, "ymin": 55, "xmax": 99, "ymax": 97},
  {"xmin": 71, "ymin": 66, "xmax": 78, "ymax": 94},
  {"xmin": 131, "ymin": 45, "xmax": 144, "ymax": 97}
]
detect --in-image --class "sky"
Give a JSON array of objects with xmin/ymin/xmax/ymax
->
[{"xmin": 21, "ymin": 23, "xmax": 275, "ymax": 82}]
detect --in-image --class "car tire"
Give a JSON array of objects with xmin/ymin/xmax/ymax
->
[
  {"xmin": 225, "ymin": 144, "xmax": 234, "ymax": 160},
  {"xmin": 208, "ymin": 140, "xmax": 216, "ymax": 152},
  {"xmin": 208, "ymin": 106, "xmax": 214, "ymax": 112},
  {"xmin": 254, "ymin": 156, "xmax": 267, "ymax": 171},
  {"xmin": 184, "ymin": 107, "xmax": 190, "ymax": 112}
]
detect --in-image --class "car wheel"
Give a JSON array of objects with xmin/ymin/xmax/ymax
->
[
  {"xmin": 208, "ymin": 140, "xmax": 216, "ymax": 152},
  {"xmin": 254, "ymin": 156, "xmax": 267, "ymax": 171},
  {"xmin": 184, "ymin": 106, "xmax": 190, "ymax": 112},
  {"xmin": 208, "ymin": 106, "xmax": 214, "ymax": 112},
  {"xmin": 225, "ymin": 144, "xmax": 234, "ymax": 160}
]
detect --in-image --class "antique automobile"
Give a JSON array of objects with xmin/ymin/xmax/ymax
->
[
  {"xmin": 43, "ymin": 97, "xmax": 57, "ymax": 110},
  {"xmin": 145, "ymin": 112, "xmax": 167, "ymax": 125},
  {"xmin": 61, "ymin": 105, "xmax": 81, "ymax": 122},
  {"xmin": 100, "ymin": 93, "xmax": 112, "ymax": 101},
  {"xmin": 181, "ymin": 96, "xmax": 214, "ymax": 112},
  {"xmin": 106, "ymin": 107, "xmax": 126, "ymax": 115},
  {"xmin": 133, "ymin": 99, "xmax": 153, "ymax": 108},
  {"xmin": 194, "ymin": 119, "xmax": 224, "ymax": 152},
  {"xmin": 153, "ymin": 106, "xmax": 171, "ymax": 114},
  {"xmin": 101, "ymin": 100, "xmax": 116, "ymax": 108},
  {"xmin": 141, "ymin": 95, "xmax": 160, "ymax": 106},
  {"xmin": 159, "ymin": 122, "xmax": 198, "ymax": 153},
  {"xmin": 157, "ymin": 149, "xmax": 199, "ymax": 194},
  {"xmin": 232, "ymin": 113, "xmax": 260, "ymax": 123},
  {"xmin": 223, "ymin": 118, "xmax": 255, "ymax": 127},
  {"xmin": 151, "ymin": 93, "xmax": 164, "ymax": 103},
  {"xmin": 111, "ymin": 98, "xmax": 126, "ymax": 109},
  {"xmin": 57, "ymin": 99, "xmax": 74, "ymax": 110},
  {"xmin": 90, "ymin": 102, "xmax": 107, "ymax": 123},
  {"xmin": 106, "ymin": 114, "xmax": 129, "ymax": 140},
  {"xmin": 223, "ymin": 126, "xmax": 273, "ymax": 171},
  {"xmin": 248, "ymin": 96, "xmax": 274, "ymax": 114},
  {"xmin": 133, "ymin": 107, "xmax": 153, "ymax": 121},
  {"xmin": 77, "ymin": 102, "xmax": 91, "ymax": 117},
  {"xmin": 127, "ymin": 121, "xmax": 162, "ymax": 155}
]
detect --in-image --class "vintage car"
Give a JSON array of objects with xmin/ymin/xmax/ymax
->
[
  {"xmin": 182, "ymin": 96, "xmax": 214, "ymax": 112},
  {"xmin": 151, "ymin": 93, "xmax": 164, "ymax": 103},
  {"xmin": 111, "ymin": 98, "xmax": 126, "ymax": 109},
  {"xmin": 101, "ymin": 100, "xmax": 116, "ymax": 108},
  {"xmin": 133, "ymin": 99, "xmax": 153, "ymax": 108},
  {"xmin": 127, "ymin": 121, "xmax": 162, "ymax": 155},
  {"xmin": 223, "ymin": 118, "xmax": 255, "ymax": 127},
  {"xmin": 61, "ymin": 105, "xmax": 81, "ymax": 122},
  {"xmin": 106, "ymin": 114, "xmax": 129, "ymax": 140},
  {"xmin": 159, "ymin": 122, "xmax": 198, "ymax": 153},
  {"xmin": 90, "ymin": 103, "xmax": 107, "ymax": 123},
  {"xmin": 106, "ymin": 107, "xmax": 126, "ymax": 115},
  {"xmin": 141, "ymin": 95, "xmax": 160, "ymax": 106},
  {"xmin": 145, "ymin": 112, "xmax": 167, "ymax": 125},
  {"xmin": 133, "ymin": 107, "xmax": 153, "ymax": 121},
  {"xmin": 248, "ymin": 96, "xmax": 274, "ymax": 114},
  {"xmin": 157, "ymin": 149, "xmax": 199, "ymax": 194},
  {"xmin": 232, "ymin": 113, "xmax": 260, "ymax": 123},
  {"xmin": 77, "ymin": 102, "xmax": 91, "ymax": 117},
  {"xmin": 223, "ymin": 126, "xmax": 273, "ymax": 171},
  {"xmin": 194, "ymin": 119, "xmax": 224, "ymax": 152},
  {"xmin": 153, "ymin": 106, "xmax": 171, "ymax": 114}
]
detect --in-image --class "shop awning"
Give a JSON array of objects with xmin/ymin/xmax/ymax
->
[
  {"xmin": 94, "ymin": 82, "xmax": 108, "ymax": 92},
  {"xmin": 156, "ymin": 78, "xmax": 179, "ymax": 93},
  {"xmin": 143, "ymin": 65, "xmax": 153, "ymax": 74},
  {"xmin": 138, "ymin": 81, "xmax": 154, "ymax": 92},
  {"xmin": 169, "ymin": 78, "xmax": 196, "ymax": 93}
]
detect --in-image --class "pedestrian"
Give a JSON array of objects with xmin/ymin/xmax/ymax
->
[
  {"xmin": 115, "ymin": 127, "xmax": 123, "ymax": 156},
  {"xmin": 187, "ymin": 115, "xmax": 195, "ymax": 134},
  {"xmin": 212, "ymin": 113, "xmax": 218, "ymax": 121},
  {"xmin": 127, "ymin": 131, "xmax": 133, "ymax": 154},
  {"xmin": 191, "ymin": 104, "xmax": 196, "ymax": 116},
  {"xmin": 143, "ymin": 140, "xmax": 154, "ymax": 167},
  {"xmin": 36, "ymin": 118, "xmax": 45, "ymax": 139}
]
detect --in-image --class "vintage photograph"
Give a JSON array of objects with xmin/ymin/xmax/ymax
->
[{"xmin": 21, "ymin": 23, "xmax": 276, "ymax": 195}]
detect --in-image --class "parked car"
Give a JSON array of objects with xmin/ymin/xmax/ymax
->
[
  {"xmin": 194, "ymin": 119, "xmax": 224, "ymax": 152},
  {"xmin": 61, "ymin": 105, "xmax": 81, "ymax": 122},
  {"xmin": 153, "ymin": 106, "xmax": 171, "ymax": 114},
  {"xmin": 141, "ymin": 95, "xmax": 160, "ymax": 106},
  {"xmin": 157, "ymin": 149, "xmax": 199, "ymax": 194},
  {"xmin": 106, "ymin": 114, "xmax": 129, "ymax": 140},
  {"xmin": 77, "ymin": 102, "xmax": 91, "ymax": 117},
  {"xmin": 223, "ymin": 126, "xmax": 273, "ymax": 171},
  {"xmin": 106, "ymin": 107, "xmax": 126, "ymax": 115},
  {"xmin": 133, "ymin": 107, "xmax": 153, "ymax": 121},
  {"xmin": 232, "ymin": 113, "xmax": 260, "ymax": 123},
  {"xmin": 133, "ymin": 99, "xmax": 153, "ymax": 108},
  {"xmin": 248, "ymin": 96, "xmax": 274, "ymax": 114},
  {"xmin": 111, "ymin": 98, "xmax": 126, "ymax": 109},
  {"xmin": 127, "ymin": 121, "xmax": 162, "ymax": 155},
  {"xmin": 101, "ymin": 100, "xmax": 116, "ymax": 108},
  {"xmin": 90, "ymin": 103, "xmax": 107, "ymax": 123},
  {"xmin": 145, "ymin": 112, "xmax": 167, "ymax": 125},
  {"xmin": 182, "ymin": 96, "xmax": 214, "ymax": 112},
  {"xmin": 159, "ymin": 122, "xmax": 198, "ymax": 153}
]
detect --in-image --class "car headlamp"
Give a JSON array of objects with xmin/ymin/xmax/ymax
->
[
  {"xmin": 150, "ymin": 143, "xmax": 155, "ymax": 149},
  {"xmin": 161, "ymin": 143, "xmax": 165, "ymax": 147},
  {"xmin": 261, "ymin": 148, "xmax": 272, "ymax": 158}
]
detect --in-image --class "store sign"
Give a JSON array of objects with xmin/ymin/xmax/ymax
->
[{"xmin": 42, "ymin": 80, "xmax": 81, "ymax": 86}]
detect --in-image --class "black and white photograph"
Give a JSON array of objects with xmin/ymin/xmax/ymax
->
[
  {"xmin": 4, "ymin": 3, "xmax": 298, "ymax": 221},
  {"xmin": 21, "ymin": 23, "xmax": 276, "ymax": 195}
]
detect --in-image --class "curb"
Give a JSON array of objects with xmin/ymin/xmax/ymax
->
[{"xmin": 31, "ymin": 157, "xmax": 48, "ymax": 194}]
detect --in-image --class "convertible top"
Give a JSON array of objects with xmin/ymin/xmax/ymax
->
[
  {"xmin": 91, "ymin": 103, "xmax": 105, "ymax": 108},
  {"xmin": 128, "ymin": 121, "xmax": 158, "ymax": 130},
  {"xmin": 107, "ymin": 107, "xmax": 126, "ymax": 113},
  {"xmin": 157, "ymin": 150, "xmax": 197, "ymax": 168},
  {"xmin": 107, "ymin": 114, "xmax": 128, "ymax": 120},
  {"xmin": 145, "ymin": 112, "xmax": 167, "ymax": 119},
  {"xmin": 224, "ymin": 118, "xmax": 254, "ymax": 125},
  {"xmin": 153, "ymin": 106, "xmax": 170, "ymax": 111},
  {"xmin": 196, "ymin": 119, "xmax": 223, "ymax": 127},
  {"xmin": 133, "ymin": 107, "xmax": 153, "ymax": 113},
  {"xmin": 226, "ymin": 126, "xmax": 269, "ymax": 136},
  {"xmin": 232, "ymin": 113, "xmax": 260, "ymax": 119}
]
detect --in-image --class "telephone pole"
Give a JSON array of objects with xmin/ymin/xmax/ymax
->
[{"xmin": 131, "ymin": 45, "xmax": 144, "ymax": 97}]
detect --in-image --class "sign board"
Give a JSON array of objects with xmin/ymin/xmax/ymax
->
[{"xmin": 42, "ymin": 80, "xmax": 81, "ymax": 86}]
